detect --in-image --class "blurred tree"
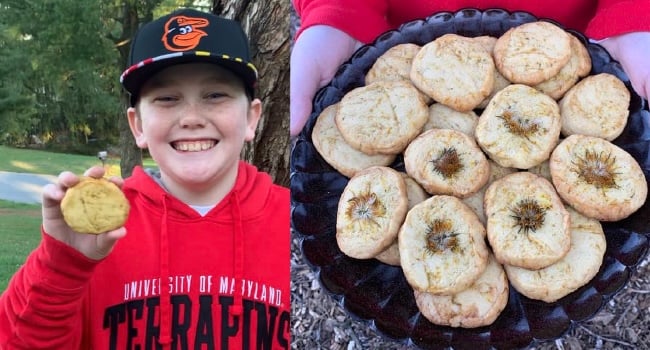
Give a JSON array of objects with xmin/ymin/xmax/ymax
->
[{"xmin": 0, "ymin": 0, "xmax": 120, "ymax": 150}]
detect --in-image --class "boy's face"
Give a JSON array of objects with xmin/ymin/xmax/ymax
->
[{"xmin": 127, "ymin": 63, "xmax": 261, "ymax": 192}]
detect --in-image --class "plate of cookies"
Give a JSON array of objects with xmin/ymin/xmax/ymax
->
[{"xmin": 290, "ymin": 8, "xmax": 650, "ymax": 349}]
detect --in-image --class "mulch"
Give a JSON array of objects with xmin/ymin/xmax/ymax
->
[{"xmin": 291, "ymin": 230, "xmax": 650, "ymax": 349}]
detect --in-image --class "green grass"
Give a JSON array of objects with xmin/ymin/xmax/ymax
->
[
  {"xmin": 0, "ymin": 145, "xmax": 157, "ymax": 176},
  {"xmin": 0, "ymin": 146, "xmax": 156, "ymax": 291},
  {"xmin": 0, "ymin": 200, "xmax": 42, "ymax": 291}
]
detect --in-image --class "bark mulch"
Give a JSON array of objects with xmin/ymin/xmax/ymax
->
[{"xmin": 291, "ymin": 231, "xmax": 650, "ymax": 349}]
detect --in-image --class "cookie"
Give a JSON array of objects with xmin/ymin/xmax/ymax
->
[
  {"xmin": 475, "ymin": 84, "xmax": 562, "ymax": 169},
  {"xmin": 473, "ymin": 36, "xmax": 512, "ymax": 109},
  {"xmin": 336, "ymin": 166, "xmax": 408, "ymax": 259},
  {"xmin": 484, "ymin": 172, "xmax": 571, "ymax": 270},
  {"xmin": 559, "ymin": 73, "xmax": 631, "ymax": 141},
  {"xmin": 415, "ymin": 254, "xmax": 509, "ymax": 328},
  {"xmin": 410, "ymin": 33, "xmax": 494, "ymax": 112},
  {"xmin": 527, "ymin": 160, "xmax": 552, "ymax": 182},
  {"xmin": 534, "ymin": 34, "xmax": 592, "ymax": 100},
  {"xmin": 505, "ymin": 207, "xmax": 606, "ymax": 302},
  {"xmin": 335, "ymin": 80, "xmax": 429, "ymax": 155},
  {"xmin": 404, "ymin": 128, "xmax": 490, "ymax": 198},
  {"xmin": 461, "ymin": 160, "xmax": 517, "ymax": 225},
  {"xmin": 312, "ymin": 103, "xmax": 396, "ymax": 178},
  {"xmin": 375, "ymin": 174, "xmax": 429, "ymax": 266},
  {"xmin": 493, "ymin": 21, "xmax": 572, "ymax": 85},
  {"xmin": 422, "ymin": 103, "xmax": 478, "ymax": 136},
  {"xmin": 365, "ymin": 43, "xmax": 422, "ymax": 85},
  {"xmin": 61, "ymin": 177, "xmax": 130, "ymax": 234},
  {"xmin": 399, "ymin": 195, "xmax": 489, "ymax": 294},
  {"xmin": 549, "ymin": 134, "xmax": 647, "ymax": 221}
]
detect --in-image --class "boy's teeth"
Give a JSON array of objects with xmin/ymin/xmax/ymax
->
[{"xmin": 175, "ymin": 141, "xmax": 215, "ymax": 151}]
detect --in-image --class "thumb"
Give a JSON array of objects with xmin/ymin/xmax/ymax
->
[{"xmin": 290, "ymin": 43, "xmax": 323, "ymax": 137}]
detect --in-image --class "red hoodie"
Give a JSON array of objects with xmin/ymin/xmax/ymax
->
[
  {"xmin": 294, "ymin": 0, "xmax": 650, "ymax": 42},
  {"xmin": 0, "ymin": 161, "xmax": 290, "ymax": 350}
]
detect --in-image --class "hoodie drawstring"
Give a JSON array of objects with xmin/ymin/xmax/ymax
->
[
  {"xmin": 159, "ymin": 196, "xmax": 172, "ymax": 348},
  {"xmin": 231, "ymin": 191, "xmax": 244, "ymax": 316}
]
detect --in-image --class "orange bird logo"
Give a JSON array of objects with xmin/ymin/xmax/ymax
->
[{"xmin": 162, "ymin": 15, "xmax": 209, "ymax": 51}]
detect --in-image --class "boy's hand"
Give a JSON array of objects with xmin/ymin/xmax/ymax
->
[
  {"xmin": 41, "ymin": 166, "xmax": 127, "ymax": 261},
  {"xmin": 290, "ymin": 25, "xmax": 362, "ymax": 138},
  {"xmin": 599, "ymin": 32, "xmax": 650, "ymax": 102}
]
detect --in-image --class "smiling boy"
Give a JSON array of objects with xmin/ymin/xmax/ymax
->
[{"xmin": 0, "ymin": 8, "xmax": 290, "ymax": 349}]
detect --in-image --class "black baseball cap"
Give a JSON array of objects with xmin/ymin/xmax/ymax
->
[{"xmin": 120, "ymin": 8, "xmax": 258, "ymax": 106}]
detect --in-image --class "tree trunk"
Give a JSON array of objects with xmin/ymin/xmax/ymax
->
[
  {"xmin": 212, "ymin": 0, "xmax": 291, "ymax": 187},
  {"xmin": 116, "ymin": 1, "xmax": 143, "ymax": 178},
  {"xmin": 115, "ymin": 1, "xmax": 162, "ymax": 178}
]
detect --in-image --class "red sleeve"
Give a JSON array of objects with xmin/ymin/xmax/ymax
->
[
  {"xmin": 293, "ymin": 0, "xmax": 391, "ymax": 43},
  {"xmin": 0, "ymin": 230, "xmax": 100, "ymax": 349},
  {"xmin": 587, "ymin": 0, "xmax": 650, "ymax": 39}
]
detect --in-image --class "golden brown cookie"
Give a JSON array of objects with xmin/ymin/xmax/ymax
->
[
  {"xmin": 484, "ymin": 172, "xmax": 571, "ymax": 270},
  {"xmin": 335, "ymin": 80, "xmax": 429, "ymax": 155},
  {"xmin": 399, "ymin": 195, "xmax": 489, "ymax": 294},
  {"xmin": 475, "ymin": 84, "xmax": 562, "ymax": 169},
  {"xmin": 312, "ymin": 103, "xmax": 396, "ymax": 177},
  {"xmin": 527, "ymin": 160, "xmax": 552, "ymax": 182},
  {"xmin": 336, "ymin": 166, "xmax": 408, "ymax": 259},
  {"xmin": 534, "ymin": 34, "xmax": 592, "ymax": 100},
  {"xmin": 473, "ymin": 35, "xmax": 512, "ymax": 109},
  {"xmin": 559, "ymin": 73, "xmax": 631, "ymax": 141},
  {"xmin": 365, "ymin": 43, "xmax": 422, "ymax": 84},
  {"xmin": 422, "ymin": 103, "xmax": 479, "ymax": 136},
  {"xmin": 415, "ymin": 254, "xmax": 509, "ymax": 328},
  {"xmin": 404, "ymin": 128, "xmax": 490, "ymax": 198},
  {"xmin": 410, "ymin": 33, "xmax": 495, "ymax": 112},
  {"xmin": 375, "ymin": 174, "xmax": 429, "ymax": 266},
  {"xmin": 493, "ymin": 21, "xmax": 572, "ymax": 85},
  {"xmin": 549, "ymin": 134, "xmax": 647, "ymax": 221},
  {"xmin": 461, "ymin": 160, "xmax": 517, "ymax": 225},
  {"xmin": 505, "ymin": 207, "xmax": 606, "ymax": 302},
  {"xmin": 61, "ymin": 177, "xmax": 130, "ymax": 234}
]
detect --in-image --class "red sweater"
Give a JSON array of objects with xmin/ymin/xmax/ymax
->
[
  {"xmin": 294, "ymin": 0, "xmax": 650, "ymax": 42},
  {"xmin": 0, "ymin": 161, "xmax": 290, "ymax": 349}
]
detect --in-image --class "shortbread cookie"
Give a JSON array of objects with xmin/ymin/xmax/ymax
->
[
  {"xmin": 404, "ymin": 129, "xmax": 490, "ymax": 198},
  {"xmin": 485, "ymin": 172, "xmax": 571, "ymax": 270},
  {"xmin": 506, "ymin": 207, "xmax": 606, "ymax": 302},
  {"xmin": 493, "ymin": 21, "xmax": 572, "ymax": 85},
  {"xmin": 559, "ymin": 73, "xmax": 631, "ymax": 141},
  {"xmin": 374, "ymin": 242, "xmax": 401, "ymax": 266},
  {"xmin": 365, "ymin": 43, "xmax": 422, "ymax": 84},
  {"xmin": 336, "ymin": 166, "xmax": 408, "ymax": 259},
  {"xmin": 534, "ymin": 34, "xmax": 592, "ymax": 100},
  {"xmin": 475, "ymin": 84, "xmax": 562, "ymax": 169},
  {"xmin": 415, "ymin": 254, "xmax": 509, "ymax": 328},
  {"xmin": 410, "ymin": 33, "xmax": 494, "ymax": 112},
  {"xmin": 336, "ymin": 80, "xmax": 429, "ymax": 155},
  {"xmin": 399, "ymin": 195, "xmax": 489, "ymax": 294},
  {"xmin": 312, "ymin": 103, "xmax": 396, "ymax": 177},
  {"xmin": 527, "ymin": 160, "xmax": 552, "ymax": 182},
  {"xmin": 462, "ymin": 160, "xmax": 517, "ymax": 225},
  {"xmin": 422, "ymin": 103, "xmax": 479, "ymax": 136},
  {"xmin": 473, "ymin": 36, "xmax": 512, "ymax": 109},
  {"xmin": 375, "ymin": 174, "xmax": 429, "ymax": 266},
  {"xmin": 549, "ymin": 134, "xmax": 647, "ymax": 221},
  {"xmin": 61, "ymin": 177, "xmax": 130, "ymax": 234}
]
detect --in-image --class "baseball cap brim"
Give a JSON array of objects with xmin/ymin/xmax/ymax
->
[{"xmin": 121, "ymin": 51, "xmax": 257, "ymax": 106}]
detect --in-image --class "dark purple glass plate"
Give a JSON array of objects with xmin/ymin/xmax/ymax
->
[{"xmin": 290, "ymin": 8, "xmax": 650, "ymax": 349}]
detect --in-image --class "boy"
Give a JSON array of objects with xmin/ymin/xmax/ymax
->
[{"xmin": 0, "ymin": 8, "xmax": 290, "ymax": 350}]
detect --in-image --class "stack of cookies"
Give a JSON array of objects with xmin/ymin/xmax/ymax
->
[{"xmin": 311, "ymin": 20, "xmax": 647, "ymax": 328}]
